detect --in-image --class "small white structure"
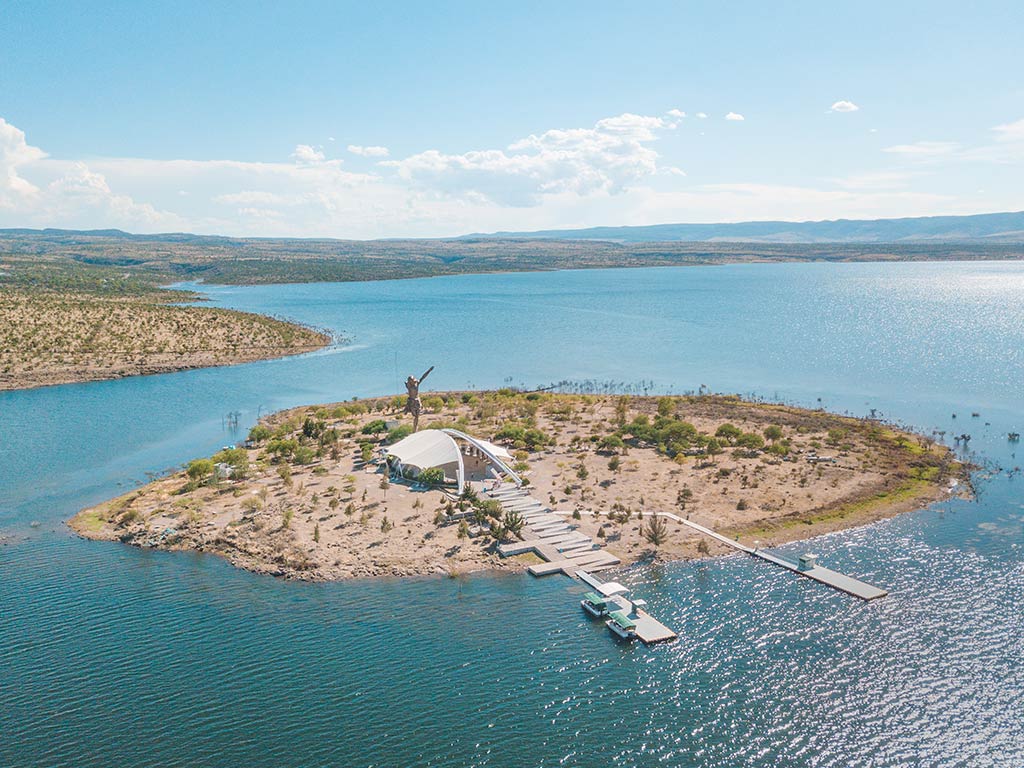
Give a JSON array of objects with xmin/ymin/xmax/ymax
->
[
  {"xmin": 798, "ymin": 553, "xmax": 818, "ymax": 571},
  {"xmin": 385, "ymin": 428, "xmax": 520, "ymax": 493}
]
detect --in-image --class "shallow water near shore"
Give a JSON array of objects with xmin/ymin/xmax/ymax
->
[{"xmin": 2, "ymin": 261, "xmax": 1023, "ymax": 766}]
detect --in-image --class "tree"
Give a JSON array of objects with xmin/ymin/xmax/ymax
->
[
  {"xmin": 657, "ymin": 397, "xmax": 675, "ymax": 418},
  {"xmin": 608, "ymin": 456, "xmax": 621, "ymax": 473},
  {"xmin": 676, "ymin": 486, "xmax": 693, "ymax": 514},
  {"xmin": 715, "ymin": 423, "xmax": 742, "ymax": 443},
  {"xmin": 764, "ymin": 425, "xmax": 784, "ymax": 443},
  {"xmin": 212, "ymin": 447, "xmax": 249, "ymax": 479},
  {"xmin": 736, "ymin": 432, "xmax": 765, "ymax": 450},
  {"xmin": 599, "ymin": 434, "xmax": 625, "ymax": 454},
  {"xmin": 292, "ymin": 445, "xmax": 316, "ymax": 465},
  {"xmin": 379, "ymin": 475, "xmax": 390, "ymax": 499},
  {"xmin": 643, "ymin": 514, "xmax": 669, "ymax": 546},
  {"xmin": 277, "ymin": 463, "xmax": 293, "ymax": 487},
  {"xmin": 614, "ymin": 397, "xmax": 629, "ymax": 427},
  {"xmin": 362, "ymin": 419, "xmax": 388, "ymax": 435},
  {"xmin": 704, "ymin": 438, "xmax": 722, "ymax": 461},
  {"xmin": 247, "ymin": 424, "xmax": 272, "ymax": 443},
  {"xmin": 387, "ymin": 425, "xmax": 413, "ymax": 443},
  {"xmin": 502, "ymin": 510, "xmax": 524, "ymax": 538},
  {"xmin": 186, "ymin": 458, "xmax": 215, "ymax": 486}
]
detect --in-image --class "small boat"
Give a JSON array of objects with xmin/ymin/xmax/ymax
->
[
  {"xmin": 580, "ymin": 591, "xmax": 616, "ymax": 618},
  {"xmin": 606, "ymin": 610, "xmax": 638, "ymax": 640}
]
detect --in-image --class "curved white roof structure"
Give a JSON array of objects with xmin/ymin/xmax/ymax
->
[
  {"xmin": 386, "ymin": 428, "xmax": 520, "ymax": 493},
  {"xmin": 387, "ymin": 430, "xmax": 462, "ymax": 473}
]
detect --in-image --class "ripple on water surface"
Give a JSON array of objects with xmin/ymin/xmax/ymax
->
[{"xmin": 2, "ymin": 262, "xmax": 1024, "ymax": 767}]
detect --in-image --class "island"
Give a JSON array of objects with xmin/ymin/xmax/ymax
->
[{"xmin": 71, "ymin": 391, "xmax": 966, "ymax": 580}]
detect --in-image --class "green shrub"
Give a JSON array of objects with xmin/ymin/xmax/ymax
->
[
  {"xmin": 186, "ymin": 458, "xmax": 215, "ymax": 484},
  {"xmin": 293, "ymin": 445, "xmax": 316, "ymax": 465},
  {"xmin": 361, "ymin": 419, "xmax": 388, "ymax": 435},
  {"xmin": 417, "ymin": 467, "xmax": 446, "ymax": 486},
  {"xmin": 387, "ymin": 425, "xmax": 414, "ymax": 443},
  {"xmin": 212, "ymin": 447, "xmax": 250, "ymax": 479},
  {"xmin": 248, "ymin": 424, "xmax": 272, "ymax": 443}
]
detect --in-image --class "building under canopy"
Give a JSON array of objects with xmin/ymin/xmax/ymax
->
[{"xmin": 385, "ymin": 428, "xmax": 520, "ymax": 493}]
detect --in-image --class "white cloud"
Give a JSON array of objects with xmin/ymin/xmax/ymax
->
[
  {"xmin": 992, "ymin": 118, "xmax": 1024, "ymax": 143},
  {"xmin": 882, "ymin": 141, "xmax": 960, "ymax": 157},
  {"xmin": 1, "ymin": 112, "xmax": 1017, "ymax": 240},
  {"xmin": 833, "ymin": 171, "xmax": 915, "ymax": 190},
  {"xmin": 0, "ymin": 117, "xmax": 181, "ymax": 228},
  {"xmin": 725, "ymin": 112, "xmax": 744, "ymax": 121},
  {"xmin": 829, "ymin": 100, "xmax": 860, "ymax": 113},
  {"xmin": 0, "ymin": 117, "xmax": 47, "ymax": 207},
  {"xmin": 384, "ymin": 112, "xmax": 675, "ymax": 205},
  {"xmin": 348, "ymin": 144, "xmax": 390, "ymax": 157},
  {"xmin": 667, "ymin": 109, "xmax": 686, "ymax": 119},
  {"xmin": 291, "ymin": 144, "xmax": 326, "ymax": 163},
  {"xmin": 696, "ymin": 112, "xmax": 708, "ymax": 119}
]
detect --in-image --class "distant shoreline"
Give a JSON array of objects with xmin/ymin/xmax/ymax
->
[
  {"xmin": 2, "ymin": 228, "xmax": 1021, "ymax": 288},
  {"xmin": 0, "ymin": 288, "xmax": 331, "ymax": 392}
]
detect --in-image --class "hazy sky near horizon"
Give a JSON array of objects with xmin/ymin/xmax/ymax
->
[{"xmin": 1, "ymin": 0, "xmax": 1022, "ymax": 238}]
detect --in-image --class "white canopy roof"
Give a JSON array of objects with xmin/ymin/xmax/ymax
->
[
  {"xmin": 387, "ymin": 430, "xmax": 461, "ymax": 472},
  {"xmin": 385, "ymin": 428, "xmax": 521, "ymax": 493},
  {"xmin": 471, "ymin": 437, "xmax": 512, "ymax": 460}
]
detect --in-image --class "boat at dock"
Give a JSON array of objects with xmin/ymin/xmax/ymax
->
[
  {"xmin": 606, "ymin": 610, "xmax": 638, "ymax": 640},
  {"xmin": 581, "ymin": 591, "xmax": 618, "ymax": 617}
]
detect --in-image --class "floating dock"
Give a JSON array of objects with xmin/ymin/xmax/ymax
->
[
  {"xmin": 490, "ymin": 484, "xmax": 677, "ymax": 642},
  {"xmin": 577, "ymin": 571, "xmax": 677, "ymax": 644},
  {"xmin": 665, "ymin": 515, "xmax": 888, "ymax": 601}
]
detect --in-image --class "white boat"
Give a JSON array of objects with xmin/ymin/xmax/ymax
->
[
  {"xmin": 580, "ymin": 591, "xmax": 615, "ymax": 618},
  {"xmin": 606, "ymin": 610, "xmax": 637, "ymax": 640}
]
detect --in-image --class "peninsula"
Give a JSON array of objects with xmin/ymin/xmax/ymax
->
[
  {"xmin": 0, "ymin": 259, "xmax": 330, "ymax": 390},
  {"xmin": 71, "ymin": 391, "xmax": 965, "ymax": 580}
]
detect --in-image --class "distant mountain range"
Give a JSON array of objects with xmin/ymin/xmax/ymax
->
[
  {"xmin": 464, "ymin": 211, "xmax": 1024, "ymax": 243},
  {"xmin": 3, "ymin": 211, "xmax": 1024, "ymax": 245}
]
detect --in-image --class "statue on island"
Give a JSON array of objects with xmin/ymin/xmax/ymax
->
[{"xmin": 404, "ymin": 365, "xmax": 434, "ymax": 431}]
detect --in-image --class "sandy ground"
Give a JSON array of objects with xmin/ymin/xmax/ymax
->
[
  {"xmin": 71, "ymin": 392, "xmax": 965, "ymax": 580},
  {"xmin": 0, "ymin": 290, "xmax": 329, "ymax": 390}
]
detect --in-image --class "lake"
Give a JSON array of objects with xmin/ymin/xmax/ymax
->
[{"xmin": 1, "ymin": 261, "xmax": 1022, "ymax": 766}]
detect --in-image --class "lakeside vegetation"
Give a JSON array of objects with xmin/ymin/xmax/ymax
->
[
  {"xmin": 0, "ymin": 256, "xmax": 329, "ymax": 391},
  {"xmin": 3, "ymin": 229, "xmax": 1021, "ymax": 286},
  {"xmin": 71, "ymin": 391, "xmax": 964, "ymax": 580}
]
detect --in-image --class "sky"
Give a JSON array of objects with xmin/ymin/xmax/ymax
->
[{"xmin": 1, "ymin": 0, "xmax": 1022, "ymax": 238}]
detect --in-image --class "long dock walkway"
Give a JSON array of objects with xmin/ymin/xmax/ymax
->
[{"xmin": 655, "ymin": 512, "xmax": 888, "ymax": 601}]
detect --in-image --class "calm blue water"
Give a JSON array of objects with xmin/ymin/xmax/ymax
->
[{"xmin": 1, "ymin": 262, "xmax": 1022, "ymax": 767}]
